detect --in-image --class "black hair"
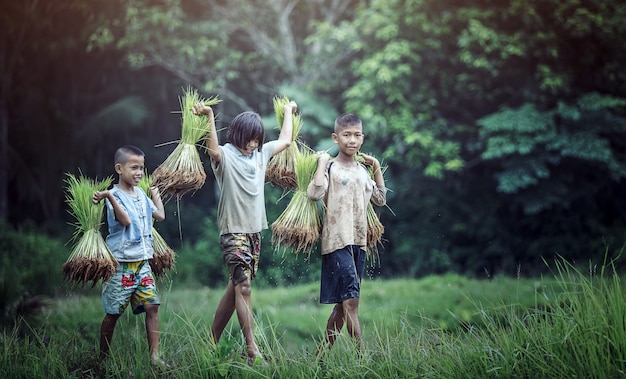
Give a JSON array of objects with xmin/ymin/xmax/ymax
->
[
  {"xmin": 114, "ymin": 145, "xmax": 145, "ymax": 165},
  {"xmin": 334, "ymin": 113, "xmax": 362, "ymax": 133},
  {"xmin": 226, "ymin": 111, "xmax": 265, "ymax": 152}
]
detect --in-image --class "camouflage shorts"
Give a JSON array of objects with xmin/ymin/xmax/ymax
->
[{"xmin": 219, "ymin": 233, "xmax": 261, "ymax": 286}]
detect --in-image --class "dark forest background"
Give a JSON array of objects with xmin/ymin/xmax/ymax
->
[{"xmin": 2, "ymin": 0, "xmax": 626, "ymax": 301}]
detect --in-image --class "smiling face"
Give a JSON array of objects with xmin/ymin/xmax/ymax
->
[
  {"xmin": 115, "ymin": 153, "xmax": 145, "ymax": 191},
  {"xmin": 333, "ymin": 122, "xmax": 364, "ymax": 159}
]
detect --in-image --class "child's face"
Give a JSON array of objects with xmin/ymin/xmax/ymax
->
[
  {"xmin": 115, "ymin": 154, "xmax": 145, "ymax": 188},
  {"xmin": 333, "ymin": 123, "xmax": 364, "ymax": 157},
  {"xmin": 237, "ymin": 139, "xmax": 259, "ymax": 157}
]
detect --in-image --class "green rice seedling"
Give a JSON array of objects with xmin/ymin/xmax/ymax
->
[
  {"xmin": 138, "ymin": 173, "xmax": 176, "ymax": 278},
  {"xmin": 356, "ymin": 152, "xmax": 387, "ymax": 261},
  {"xmin": 62, "ymin": 172, "xmax": 116, "ymax": 287},
  {"xmin": 271, "ymin": 146, "xmax": 322, "ymax": 257},
  {"xmin": 153, "ymin": 86, "xmax": 220, "ymax": 200},
  {"xmin": 266, "ymin": 95, "xmax": 302, "ymax": 190}
]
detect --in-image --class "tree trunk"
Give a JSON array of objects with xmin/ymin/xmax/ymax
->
[{"xmin": 0, "ymin": 94, "xmax": 7, "ymax": 221}]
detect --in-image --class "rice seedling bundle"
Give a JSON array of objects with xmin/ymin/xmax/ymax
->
[
  {"xmin": 266, "ymin": 95, "xmax": 302, "ymax": 190},
  {"xmin": 153, "ymin": 86, "xmax": 221, "ymax": 200},
  {"xmin": 138, "ymin": 174, "xmax": 176, "ymax": 278},
  {"xmin": 356, "ymin": 153, "xmax": 387, "ymax": 260},
  {"xmin": 366, "ymin": 203, "xmax": 385, "ymax": 261},
  {"xmin": 150, "ymin": 231, "xmax": 176, "ymax": 278},
  {"xmin": 271, "ymin": 147, "xmax": 322, "ymax": 257},
  {"xmin": 62, "ymin": 173, "xmax": 117, "ymax": 287}
]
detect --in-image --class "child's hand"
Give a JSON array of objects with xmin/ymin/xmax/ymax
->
[
  {"xmin": 358, "ymin": 152, "xmax": 379, "ymax": 168},
  {"xmin": 284, "ymin": 101, "xmax": 297, "ymax": 115},
  {"xmin": 316, "ymin": 151, "xmax": 331, "ymax": 164},
  {"xmin": 92, "ymin": 190, "xmax": 109, "ymax": 204},
  {"xmin": 149, "ymin": 186, "xmax": 161, "ymax": 200},
  {"xmin": 192, "ymin": 103, "xmax": 213, "ymax": 117}
]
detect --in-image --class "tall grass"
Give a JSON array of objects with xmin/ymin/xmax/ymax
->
[
  {"xmin": 2, "ymin": 257, "xmax": 626, "ymax": 378},
  {"xmin": 429, "ymin": 256, "xmax": 626, "ymax": 378}
]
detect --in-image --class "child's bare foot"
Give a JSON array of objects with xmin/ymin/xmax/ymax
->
[
  {"xmin": 246, "ymin": 351, "xmax": 268, "ymax": 366},
  {"xmin": 151, "ymin": 356, "xmax": 171, "ymax": 369}
]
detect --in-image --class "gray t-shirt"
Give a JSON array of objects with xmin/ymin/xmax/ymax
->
[{"xmin": 211, "ymin": 142, "xmax": 277, "ymax": 235}]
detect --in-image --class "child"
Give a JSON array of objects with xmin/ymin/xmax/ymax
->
[
  {"xmin": 192, "ymin": 101, "xmax": 298, "ymax": 364},
  {"xmin": 307, "ymin": 113, "xmax": 387, "ymax": 354},
  {"xmin": 92, "ymin": 145, "xmax": 167, "ymax": 366}
]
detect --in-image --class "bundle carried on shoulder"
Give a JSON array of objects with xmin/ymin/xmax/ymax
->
[
  {"xmin": 62, "ymin": 172, "xmax": 117, "ymax": 287},
  {"xmin": 152, "ymin": 86, "xmax": 220, "ymax": 200},
  {"xmin": 356, "ymin": 153, "xmax": 387, "ymax": 262},
  {"xmin": 271, "ymin": 146, "xmax": 322, "ymax": 257},
  {"xmin": 266, "ymin": 96, "xmax": 303, "ymax": 190},
  {"xmin": 138, "ymin": 173, "xmax": 176, "ymax": 278}
]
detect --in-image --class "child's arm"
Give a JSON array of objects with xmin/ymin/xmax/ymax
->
[
  {"xmin": 93, "ymin": 190, "xmax": 131, "ymax": 226},
  {"xmin": 359, "ymin": 152, "xmax": 385, "ymax": 188},
  {"xmin": 272, "ymin": 101, "xmax": 298, "ymax": 157},
  {"xmin": 307, "ymin": 152, "xmax": 331, "ymax": 201},
  {"xmin": 358, "ymin": 152, "xmax": 387, "ymax": 206},
  {"xmin": 192, "ymin": 103, "xmax": 221, "ymax": 164},
  {"xmin": 149, "ymin": 186, "xmax": 165, "ymax": 221}
]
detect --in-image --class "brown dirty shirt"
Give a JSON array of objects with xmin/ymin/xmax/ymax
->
[{"xmin": 307, "ymin": 160, "xmax": 387, "ymax": 255}]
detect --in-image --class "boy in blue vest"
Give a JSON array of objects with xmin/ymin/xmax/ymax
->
[{"xmin": 92, "ymin": 145, "xmax": 167, "ymax": 367}]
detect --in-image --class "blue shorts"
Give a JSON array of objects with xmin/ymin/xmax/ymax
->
[
  {"xmin": 102, "ymin": 260, "xmax": 160, "ymax": 315},
  {"xmin": 220, "ymin": 233, "xmax": 261, "ymax": 286},
  {"xmin": 320, "ymin": 245, "xmax": 366, "ymax": 304}
]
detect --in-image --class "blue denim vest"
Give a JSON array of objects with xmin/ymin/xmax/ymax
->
[{"xmin": 104, "ymin": 185, "xmax": 155, "ymax": 262}]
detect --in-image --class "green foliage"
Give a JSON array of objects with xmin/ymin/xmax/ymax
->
[
  {"xmin": 0, "ymin": 222, "xmax": 69, "ymax": 328},
  {"xmin": 76, "ymin": 96, "xmax": 150, "ymax": 140},
  {"xmin": 478, "ymin": 93, "xmax": 626, "ymax": 211},
  {"xmin": 97, "ymin": 0, "xmax": 360, "ymax": 115},
  {"xmin": 103, "ymin": 0, "xmax": 242, "ymax": 108}
]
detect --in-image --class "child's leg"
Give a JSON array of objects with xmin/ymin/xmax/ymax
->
[
  {"xmin": 100, "ymin": 313, "xmax": 121, "ymax": 358},
  {"xmin": 233, "ymin": 277, "xmax": 261, "ymax": 359},
  {"xmin": 211, "ymin": 280, "xmax": 236, "ymax": 344},
  {"xmin": 144, "ymin": 303, "xmax": 160, "ymax": 361},
  {"xmin": 217, "ymin": 233, "xmax": 261, "ymax": 359},
  {"xmin": 342, "ymin": 297, "xmax": 362, "ymax": 346},
  {"xmin": 324, "ymin": 303, "xmax": 345, "ymax": 347}
]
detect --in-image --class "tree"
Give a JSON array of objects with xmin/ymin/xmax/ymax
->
[
  {"xmin": 0, "ymin": 0, "xmax": 161, "ymax": 229},
  {"xmin": 90, "ymin": 0, "xmax": 362, "ymax": 114},
  {"xmin": 0, "ymin": 0, "xmax": 42, "ymax": 221},
  {"xmin": 0, "ymin": 0, "xmax": 95, "ymax": 225}
]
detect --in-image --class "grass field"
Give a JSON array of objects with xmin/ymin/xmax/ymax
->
[{"xmin": 2, "ymin": 258, "xmax": 626, "ymax": 378}]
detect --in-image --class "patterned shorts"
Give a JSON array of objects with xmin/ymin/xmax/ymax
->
[
  {"xmin": 219, "ymin": 233, "xmax": 261, "ymax": 286},
  {"xmin": 102, "ymin": 260, "xmax": 160, "ymax": 315}
]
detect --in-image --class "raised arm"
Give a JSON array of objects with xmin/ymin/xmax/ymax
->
[
  {"xmin": 93, "ymin": 190, "xmax": 131, "ymax": 226},
  {"xmin": 149, "ymin": 186, "xmax": 165, "ymax": 221},
  {"xmin": 192, "ymin": 103, "xmax": 221, "ymax": 164},
  {"xmin": 272, "ymin": 101, "xmax": 297, "ymax": 157}
]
